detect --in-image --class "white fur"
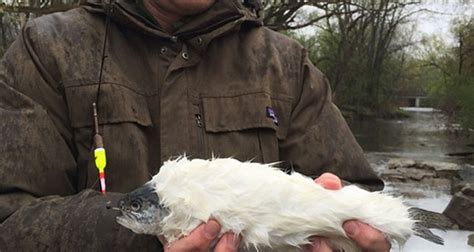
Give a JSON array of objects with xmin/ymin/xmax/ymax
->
[{"xmin": 152, "ymin": 157, "xmax": 413, "ymax": 251}]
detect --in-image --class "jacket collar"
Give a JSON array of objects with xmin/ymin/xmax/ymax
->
[{"xmin": 84, "ymin": 0, "xmax": 262, "ymax": 45}]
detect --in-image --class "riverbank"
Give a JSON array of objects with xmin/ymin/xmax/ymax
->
[
  {"xmin": 348, "ymin": 108, "xmax": 474, "ymax": 250},
  {"xmin": 340, "ymin": 105, "xmax": 410, "ymax": 120},
  {"xmin": 368, "ymin": 157, "xmax": 473, "ymax": 251}
]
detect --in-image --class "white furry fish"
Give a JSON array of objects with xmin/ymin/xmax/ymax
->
[{"xmin": 115, "ymin": 157, "xmax": 451, "ymax": 251}]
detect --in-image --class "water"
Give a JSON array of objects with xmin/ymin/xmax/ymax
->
[
  {"xmin": 349, "ymin": 109, "xmax": 474, "ymax": 165},
  {"xmin": 348, "ymin": 108, "xmax": 474, "ymax": 251}
]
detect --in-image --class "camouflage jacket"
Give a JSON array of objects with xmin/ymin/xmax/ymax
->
[{"xmin": 0, "ymin": 0, "xmax": 383, "ymax": 250}]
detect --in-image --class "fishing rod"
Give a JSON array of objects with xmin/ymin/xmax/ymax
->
[{"xmin": 93, "ymin": 0, "xmax": 114, "ymax": 195}]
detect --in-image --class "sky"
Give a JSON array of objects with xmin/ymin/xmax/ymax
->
[
  {"xmin": 413, "ymin": 0, "xmax": 474, "ymax": 44},
  {"xmin": 299, "ymin": 0, "xmax": 473, "ymax": 46}
]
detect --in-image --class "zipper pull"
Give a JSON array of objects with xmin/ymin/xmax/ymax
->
[{"xmin": 195, "ymin": 114, "xmax": 204, "ymax": 127}]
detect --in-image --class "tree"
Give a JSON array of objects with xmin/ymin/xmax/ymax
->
[
  {"xmin": 0, "ymin": 0, "xmax": 84, "ymax": 16},
  {"xmin": 263, "ymin": 1, "xmax": 349, "ymax": 31},
  {"xmin": 301, "ymin": 1, "xmax": 420, "ymax": 114},
  {"xmin": 0, "ymin": 12, "xmax": 21, "ymax": 55},
  {"xmin": 0, "ymin": 0, "xmax": 85, "ymax": 55},
  {"xmin": 423, "ymin": 18, "xmax": 474, "ymax": 130}
]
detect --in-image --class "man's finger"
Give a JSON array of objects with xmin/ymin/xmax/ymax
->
[
  {"xmin": 343, "ymin": 220, "xmax": 391, "ymax": 252},
  {"xmin": 314, "ymin": 172, "xmax": 343, "ymax": 190},
  {"xmin": 166, "ymin": 220, "xmax": 221, "ymax": 251},
  {"xmin": 214, "ymin": 232, "xmax": 240, "ymax": 252}
]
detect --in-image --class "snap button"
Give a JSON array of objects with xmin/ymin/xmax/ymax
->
[
  {"xmin": 160, "ymin": 47, "xmax": 168, "ymax": 54},
  {"xmin": 182, "ymin": 52, "xmax": 189, "ymax": 60}
]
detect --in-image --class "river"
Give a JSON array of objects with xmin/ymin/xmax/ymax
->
[
  {"xmin": 348, "ymin": 108, "xmax": 474, "ymax": 251},
  {"xmin": 349, "ymin": 108, "xmax": 474, "ymax": 166}
]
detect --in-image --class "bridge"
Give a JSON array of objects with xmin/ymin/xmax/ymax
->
[
  {"xmin": 395, "ymin": 84, "xmax": 428, "ymax": 108},
  {"xmin": 397, "ymin": 95, "xmax": 428, "ymax": 107}
]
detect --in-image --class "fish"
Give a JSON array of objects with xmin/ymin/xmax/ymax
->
[{"xmin": 115, "ymin": 157, "xmax": 452, "ymax": 251}]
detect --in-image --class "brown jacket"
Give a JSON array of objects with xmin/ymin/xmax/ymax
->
[{"xmin": 0, "ymin": 0, "xmax": 383, "ymax": 250}]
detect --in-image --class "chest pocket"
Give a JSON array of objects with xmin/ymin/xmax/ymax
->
[
  {"xmin": 64, "ymin": 83, "xmax": 153, "ymax": 191},
  {"xmin": 201, "ymin": 92, "xmax": 292, "ymax": 163},
  {"xmin": 65, "ymin": 83, "xmax": 152, "ymax": 128}
]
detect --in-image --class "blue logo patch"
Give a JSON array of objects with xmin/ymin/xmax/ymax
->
[{"xmin": 266, "ymin": 106, "xmax": 279, "ymax": 125}]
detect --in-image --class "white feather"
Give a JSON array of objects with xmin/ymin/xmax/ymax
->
[{"xmin": 152, "ymin": 157, "xmax": 413, "ymax": 251}]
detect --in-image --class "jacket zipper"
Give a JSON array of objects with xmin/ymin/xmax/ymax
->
[{"xmin": 195, "ymin": 112, "xmax": 205, "ymax": 158}]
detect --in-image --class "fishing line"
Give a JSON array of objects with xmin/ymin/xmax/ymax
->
[
  {"xmin": 89, "ymin": 178, "xmax": 99, "ymax": 190},
  {"xmin": 95, "ymin": 0, "xmax": 113, "ymax": 108}
]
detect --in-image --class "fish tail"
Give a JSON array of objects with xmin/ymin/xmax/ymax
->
[{"xmin": 409, "ymin": 207, "xmax": 454, "ymax": 245}]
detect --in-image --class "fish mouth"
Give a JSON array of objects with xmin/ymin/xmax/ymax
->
[
  {"xmin": 116, "ymin": 211, "xmax": 143, "ymax": 233},
  {"xmin": 116, "ymin": 211, "xmax": 137, "ymax": 225},
  {"xmin": 116, "ymin": 202, "xmax": 166, "ymax": 235}
]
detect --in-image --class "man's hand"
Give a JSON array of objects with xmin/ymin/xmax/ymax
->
[
  {"xmin": 159, "ymin": 220, "xmax": 240, "ymax": 252},
  {"xmin": 306, "ymin": 173, "xmax": 391, "ymax": 252}
]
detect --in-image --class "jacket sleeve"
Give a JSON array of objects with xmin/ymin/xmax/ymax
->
[
  {"xmin": 0, "ymin": 24, "xmax": 161, "ymax": 250},
  {"xmin": 279, "ymin": 52, "xmax": 384, "ymax": 191}
]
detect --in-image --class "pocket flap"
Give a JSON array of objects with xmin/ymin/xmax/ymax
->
[
  {"xmin": 202, "ymin": 93, "xmax": 292, "ymax": 139},
  {"xmin": 65, "ymin": 84, "xmax": 152, "ymax": 128}
]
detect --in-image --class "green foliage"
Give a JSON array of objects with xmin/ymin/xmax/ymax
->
[
  {"xmin": 0, "ymin": 12, "xmax": 22, "ymax": 56},
  {"xmin": 290, "ymin": 1, "xmax": 414, "ymax": 117},
  {"xmin": 459, "ymin": 83, "xmax": 474, "ymax": 128},
  {"xmin": 291, "ymin": 4, "xmax": 473, "ymax": 127},
  {"xmin": 424, "ymin": 18, "xmax": 474, "ymax": 130}
]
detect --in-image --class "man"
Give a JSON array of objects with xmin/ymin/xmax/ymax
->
[{"xmin": 0, "ymin": 0, "xmax": 388, "ymax": 251}]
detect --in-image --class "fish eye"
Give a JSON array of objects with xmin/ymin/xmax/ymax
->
[{"xmin": 130, "ymin": 201, "xmax": 141, "ymax": 212}]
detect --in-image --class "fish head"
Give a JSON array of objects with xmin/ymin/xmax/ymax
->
[{"xmin": 116, "ymin": 182, "xmax": 168, "ymax": 236}]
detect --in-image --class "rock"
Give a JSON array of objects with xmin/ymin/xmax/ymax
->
[
  {"xmin": 387, "ymin": 158, "xmax": 416, "ymax": 169},
  {"xmin": 414, "ymin": 177, "xmax": 451, "ymax": 189},
  {"xmin": 468, "ymin": 233, "xmax": 474, "ymax": 247},
  {"xmin": 406, "ymin": 168, "xmax": 435, "ymax": 181},
  {"xmin": 420, "ymin": 160, "xmax": 461, "ymax": 179},
  {"xmin": 442, "ymin": 165, "xmax": 474, "ymax": 230},
  {"xmin": 420, "ymin": 160, "xmax": 459, "ymax": 170},
  {"xmin": 452, "ymin": 178, "xmax": 464, "ymax": 194},
  {"xmin": 444, "ymin": 189, "xmax": 474, "ymax": 230},
  {"xmin": 383, "ymin": 158, "xmax": 459, "ymax": 185},
  {"xmin": 463, "ymin": 185, "xmax": 474, "ymax": 197},
  {"xmin": 452, "ymin": 165, "xmax": 474, "ymax": 194},
  {"xmin": 384, "ymin": 159, "xmax": 432, "ymax": 181},
  {"xmin": 380, "ymin": 170, "xmax": 406, "ymax": 182}
]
